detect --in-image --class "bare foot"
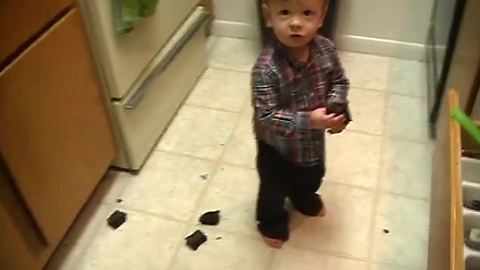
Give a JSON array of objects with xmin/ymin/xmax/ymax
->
[{"xmin": 262, "ymin": 236, "xmax": 284, "ymax": 249}]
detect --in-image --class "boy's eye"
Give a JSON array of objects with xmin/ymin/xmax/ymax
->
[
  {"xmin": 304, "ymin": 10, "xmax": 314, "ymax": 16},
  {"xmin": 279, "ymin": 9, "xmax": 290, "ymax": 16}
]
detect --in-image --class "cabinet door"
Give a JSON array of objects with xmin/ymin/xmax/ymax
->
[
  {"xmin": 0, "ymin": 0, "xmax": 73, "ymax": 65},
  {"xmin": 0, "ymin": 159, "xmax": 48, "ymax": 270},
  {"xmin": 428, "ymin": 89, "xmax": 464, "ymax": 270},
  {"xmin": 0, "ymin": 9, "xmax": 116, "ymax": 244},
  {"xmin": 472, "ymin": 85, "xmax": 480, "ymax": 124}
]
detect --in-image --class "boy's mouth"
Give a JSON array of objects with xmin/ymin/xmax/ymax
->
[{"xmin": 290, "ymin": 34, "xmax": 304, "ymax": 38}]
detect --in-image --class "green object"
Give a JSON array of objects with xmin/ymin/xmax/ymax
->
[
  {"xmin": 466, "ymin": 228, "xmax": 480, "ymax": 250},
  {"xmin": 113, "ymin": 0, "xmax": 160, "ymax": 34},
  {"xmin": 451, "ymin": 107, "xmax": 480, "ymax": 145}
]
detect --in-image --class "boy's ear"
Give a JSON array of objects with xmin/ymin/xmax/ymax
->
[
  {"xmin": 317, "ymin": 3, "xmax": 329, "ymax": 28},
  {"xmin": 262, "ymin": 4, "xmax": 272, "ymax": 27}
]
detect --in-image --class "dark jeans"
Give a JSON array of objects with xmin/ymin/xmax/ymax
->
[{"xmin": 255, "ymin": 140, "xmax": 325, "ymax": 240}]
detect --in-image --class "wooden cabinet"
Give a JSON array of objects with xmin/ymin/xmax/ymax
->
[
  {"xmin": 0, "ymin": 159, "xmax": 48, "ymax": 270},
  {"xmin": 0, "ymin": 6, "xmax": 116, "ymax": 270},
  {"xmin": 473, "ymin": 87, "xmax": 480, "ymax": 124},
  {"xmin": 0, "ymin": 0, "xmax": 73, "ymax": 66},
  {"xmin": 428, "ymin": 89, "xmax": 464, "ymax": 270}
]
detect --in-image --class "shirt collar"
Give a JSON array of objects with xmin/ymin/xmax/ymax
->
[{"xmin": 273, "ymin": 38, "xmax": 318, "ymax": 70}]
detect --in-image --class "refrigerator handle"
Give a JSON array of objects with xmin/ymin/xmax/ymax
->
[{"xmin": 124, "ymin": 8, "xmax": 210, "ymax": 110}]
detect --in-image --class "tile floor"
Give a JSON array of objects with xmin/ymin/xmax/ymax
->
[{"xmin": 46, "ymin": 37, "xmax": 432, "ymax": 270}]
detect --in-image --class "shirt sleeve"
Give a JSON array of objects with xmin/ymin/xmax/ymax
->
[
  {"xmin": 251, "ymin": 67, "xmax": 311, "ymax": 137},
  {"xmin": 324, "ymin": 40, "xmax": 350, "ymax": 101}
]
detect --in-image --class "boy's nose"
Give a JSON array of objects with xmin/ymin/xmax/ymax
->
[{"xmin": 289, "ymin": 17, "xmax": 302, "ymax": 30}]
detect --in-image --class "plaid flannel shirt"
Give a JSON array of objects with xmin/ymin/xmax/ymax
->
[{"xmin": 251, "ymin": 35, "xmax": 349, "ymax": 166}]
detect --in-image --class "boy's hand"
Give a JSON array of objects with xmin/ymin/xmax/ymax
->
[
  {"xmin": 327, "ymin": 115, "xmax": 348, "ymax": 134},
  {"xmin": 330, "ymin": 114, "xmax": 346, "ymax": 128},
  {"xmin": 328, "ymin": 115, "xmax": 347, "ymax": 134},
  {"xmin": 309, "ymin": 108, "xmax": 336, "ymax": 129},
  {"xmin": 327, "ymin": 126, "xmax": 346, "ymax": 134}
]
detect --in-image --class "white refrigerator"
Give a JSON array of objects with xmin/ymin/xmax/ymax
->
[{"xmin": 78, "ymin": 0, "xmax": 209, "ymax": 170}]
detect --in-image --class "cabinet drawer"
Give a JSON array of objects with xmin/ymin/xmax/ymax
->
[
  {"xmin": 0, "ymin": 0, "xmax": 73, "ymax": 65},
  {"xmin": 0, "ymin": 8, "xmax": 115, "ymax": 245}
]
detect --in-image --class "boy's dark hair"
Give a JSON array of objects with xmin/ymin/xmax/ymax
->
[{"xmin": 263, "ymin": 0, "xmax": 328, "ymax": 6}]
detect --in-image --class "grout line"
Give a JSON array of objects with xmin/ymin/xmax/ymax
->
[
  {"xmin": 202, "ymin": 96, "xmax": 281, "ymax": 268},
  {"xmin": 153, "ymin": 103, "xmax": 240, "ymax": 155},
  {"xmin": 340, "ymin": 128, "xmax": 383, "ymax": 138},
  {"xmin": 216, "ymin": 98, "xmax": 254, "ymax": 166},
  {"xmin": 182, "ymin": 67, "xmax": 251, "ymax": 113},
  {"xmin": 155, "ymin": 129, "xmax": 430, "ymax": 159},
  {"xmin": 285, "ymin": 244, "xmax": 370, "ymax": 264},
  {"xmin": 284, "ymin": 244, "xmax": 370, "ymax": 264},
  {"xmin": 208, "ymin": 63, "xmax": 253, "ymax": 73},
  {"xmin": 164, "ymin": 167, "xmax": 220, "ymax": 270},
  {"xmin": 343, "ymin": 127, "xmax": 430, "ymax": 145},
  {"xmin": 206, "ymin": 64, "xmax": 252, "ymax": 74},
  {"xmin": 50, "ymin": 203, "xmax": 115, "ymax": 267},
  {"xmin": 219, "ymin": 160, "xmax": 256, "ymax": 170},
  {"xmin": 176, "ymin": 103, "xmax": 240, "ymax": 115},
  {"xmin": 59, "ymin": 202, "xmax": 189, "ymax": 270},
  {"xmin": 54, "ymin": 38, "xmax": 435, "ymax": 269},
  {"xmin": 109, "ymin": 205, "xmax": 190, "ymax": 225},
  {"xmin": 186, "ymin": 223, "xmax": 370, "ymax": 266},
  {"xmin": 382, "ymin": 134, "xmax": 432, "ymax": 145},
  {"xmin": 185, "ymin": 99, "xmax": 247, "ymax": 114},
  {"xmin": 364, "ymin": 60, "xmax": 432, "ymax": 269},
  {"xmin": 150, "ymin": 88, "xmax": 432, "ymax": 265},
  {"xmin": 332, "ymin": 126, "xmax": 430, "ymax": 145},
  {"xmin": 338, "ymin": 49, "xmax": 427, "ymax": 63},
  {"xmin": 87, "ymin": 41, "xmax": 429, "ymax": 269},
  {"xmin": 165, "ymin": 100, "xmax": 247, "ymax": 270},
  {"xmin": 351, "ymin": 86, "xmax": 428, "ymax": 100},
  {"xmin": 384, "ymin": 133, "xmax": 432, "ymax": 145},
  {"xmin": 373, "ymin": 190, "xmax": 430, "ymax": 203},
  {"xmin": 211, "ymin": 35, "xmax": 257, "ymax": 41},
  {"xmin": 265, "ymin": 251, "xmax": 277, "ymax": 270},
  {"xmin": 152, "ymin": 149, "xmax": 218, "ymax": 162},
  {"xmin": 153, "ymin": 76, "xmax": 430, "ymax": 269},
  {"xmin": 215, "ymin": 160, "xmax": 431, "ymax": 202},
  {"xmin": 365, "ymin": 60, "xmax": 392, "ymax": 269}
]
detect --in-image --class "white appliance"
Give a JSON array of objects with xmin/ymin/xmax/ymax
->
[{"xmin": 78, "ymin": 1, "xmax": 209, "ymax": 170}]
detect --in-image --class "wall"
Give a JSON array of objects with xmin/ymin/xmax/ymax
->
[
  {"xmin": 335, "ymin": 0, "xmax": 435, "ymax": 60},
  {"xmin": 212, "ymin": 0, "xmax": 435, "ymax": 60},
  {"xmin": 212, "ymin": 0, "xmax": 260, "ymax": 38}
]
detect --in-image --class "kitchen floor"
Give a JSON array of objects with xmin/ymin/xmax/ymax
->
[{"xmin": 46, "ymin": 36, "xmax": 432, "ymax": 270}]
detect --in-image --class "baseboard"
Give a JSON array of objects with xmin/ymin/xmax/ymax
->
[
  {"xmin": 335, "ymin": 34, "xmax": 427, "ymax": 61},
  {"xmin": 211, "ymin": 23, "xmax": 427, "ymax": 61},
  {"xmin": 212, "ymin": 20, "xmax": 260, "ymax": 39}
]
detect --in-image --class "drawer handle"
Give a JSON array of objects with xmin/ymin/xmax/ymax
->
[{"xmin": 124, "ymin": 8, "xmax": 209, "ymax": 110}]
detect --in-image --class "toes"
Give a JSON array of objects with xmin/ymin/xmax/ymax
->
[
  {"xmin": 272, "ymin": 239, "xmax": 283, "ymax": 249},
  {"xmin": 318, "ymin": 206, "xmax": 327, "ymax": 217},
  {"xmin": 263, "ymin": 237, "xmax": 284, "ymax": 249}
]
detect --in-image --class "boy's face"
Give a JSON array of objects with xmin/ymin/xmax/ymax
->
[{"xmin": 265, "ymin": 0, "xmax": 327, "ymax": 48}]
